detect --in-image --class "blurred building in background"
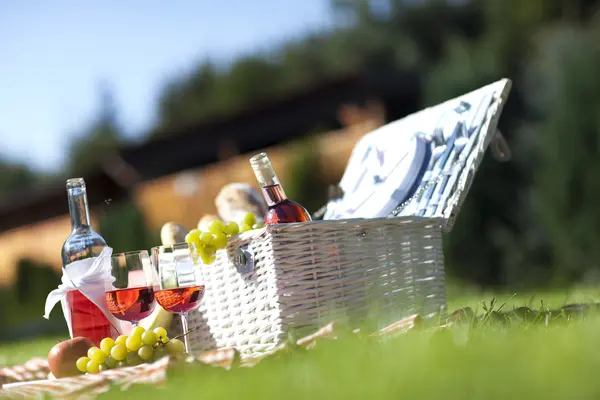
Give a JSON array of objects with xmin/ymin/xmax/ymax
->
[{"xmin": 0, "ymin": 69, "xmax": 413, "ymax": 286}]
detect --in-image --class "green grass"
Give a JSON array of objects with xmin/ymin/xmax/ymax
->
[
  {"xmin": 103, "ymin": 318, "xmax": 600, "ymax": 399},
  {"xmin": 446, "ymin": 283, "xmax": 600, "ymax": 311},
  {"xmin": 6, "ymin": 287, "xmax": 600, "ymax": 399},
  {"xmin": 0, "ymin": 337, "xmax": 59, "ymax": 367}
]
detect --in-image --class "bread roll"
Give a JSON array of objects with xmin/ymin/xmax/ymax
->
[
  {"xmin": 160, "ymin": 222, "xmax": 187, "ymax": 246},
  {"xmin": 215, "ymin": 183, "xmax": 267, "ymax": 223},
  {"xmin": 197, "ymin": 214, "xmax": 221, "ymax": 231}
]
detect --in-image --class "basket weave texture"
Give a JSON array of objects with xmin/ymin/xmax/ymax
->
[
  {"xmin": 183, "ymin": 78, "xmax": 512, "ymax": 356},
  {"xmin": 187, "ymin": 217, "xmax": 445, "ymax": 355}
]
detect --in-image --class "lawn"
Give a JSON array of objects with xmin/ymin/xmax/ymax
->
[
  {"xmin": 5, "ymin": 285, "xmax": 600, "ymax": 399},
  {"xmin": 0, "ymin": 337, "xmax": 59, "ymax": 367}
]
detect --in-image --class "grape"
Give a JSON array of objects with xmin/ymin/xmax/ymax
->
[
  {"xmin": 115, "ymin": 335, "xmax": 128, "ymax": 346},
  {"xmin": 86, "ymin": 360, "xmax": 100, "ymax": 374},
  {"xmin": 225, "ymin": 221, "xmax": 240, "ymax": 236},
  {"xmin": 110, "ymin": 344, "xmax": 127, "ymax": 361},
  {"xmin": 239, "ymin": 223, "xmax": 252, "ymax": 233},
  {"xmin": 105, "ymin": 355, "xmax": 118, "ymax": 369},
  {"xmin": 209, "ymin": 220, "xmax": 225, "ymax": 235},
  {"xmin": 141, "ymin": 330, "xmax": 157, "ymax": 346},
  {"xmin": 153, "ymin": 327, "xmax": 168, "ymax": 340},
  {"xmin": 199, "ymin": 232, "xmax": 214, "ymax": 245},
  {"xmin": 243, "ymin": 212, "xmax": 256, "ymax": 227},
  {"xmin": 204, "ymin": 245, "xmax": 217, "ymax": 257},
  {"xmin": 197, "ymin": 244, "xmax": 216, "ymax": 264},
  {"xmin": 185, "ymin": 229, "xmax": 201, "ymax": 244},
  {"xmin": 116, "ymin": 361, "xmax": 127, "ymax": 368},
  {"xmin": 160, "ymin": 335, "xmax": 170, "ymax": 344},
  {"xmin": 126, "ymin": 335, "xmax": 142, "ymax": 352},
  {"xmin": 212, "ymin": 232, "xmax": 228, "ymax": 250},
  {"xmin": 90, "ymin": 348, "xmax": 107, "ymax": 364},
  {"xmin": 98, "ymin": 364, "xmax": 108, "ymax": 372},
  {"xmin": 126, "ymin": 352, "xmax": 143, "ymax": 366},
  {"xmin": 100, "ymin": 337, "xmax": 115, "ymax": 354},
  {"xmin": 138, "ymin": 345, "xmax": 154, "ymax": 361},
  {"xmin": 153, "ymin": 346, "xmax": 168, "ymax": 361},
  {"xmin": 76, "ymin": 356, "xmax": 90, "ymax": 373},
  {"xmin": 87, "ymin": 347, "xmax": 100, "ymax": 358},
  {"xmin": 166, "ymin": 338, "xmax": 185, "ymax": 355},
  {"xmin": 200, "ymin": 252, "xmax": 216, "ymax": 265},
  {"xmin": 131, "ymin": 326, "xmax": 145, "ymax": 338}
]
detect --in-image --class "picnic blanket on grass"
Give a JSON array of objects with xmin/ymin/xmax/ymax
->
[
  {"xmin": 2, "ymin": 301, "xmax": 593, "ymax": 399},
  {"xmin": 0, "ymin": 315, "xmax": 423, "ymax": 399}
]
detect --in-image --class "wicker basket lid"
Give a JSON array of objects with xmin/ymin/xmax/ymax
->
[{"xmin": 322, "ymin": 78, "xmax": 512, "ymax": 231}]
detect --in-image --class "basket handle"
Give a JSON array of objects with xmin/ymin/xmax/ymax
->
[{"xmin": 490, "ymin": 130, "xmax": 511, "ymax": 162}]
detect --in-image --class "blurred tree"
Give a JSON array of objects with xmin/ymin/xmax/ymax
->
[
  {"xmin": 525, "ymin": 25, "xmax": 600, "ymax": 284},
  {"xmin": 97, "ymin": 199, "xmax": 160, "ymax": 255},
  {"xmin": 67, "ymin": 83, "xmax": 123, "ymax": 175},
  {"xmin": 0, "ymin": 162, "xmax": 40, "ymax": 201},
  {"xmin": 154, "ymin": 62, "xmax": 220, "ymax": 134},
  {"xmin": 15, "ymin": 259, "xmax": 60, "ymax": 306},
  {"xmin": 0, "ymin": 259, "xmax": 63, "ymax": 329},
  {"xmin": 285, "ymin": 136, "xmax": 330, "ymax": 214},
  {"xmin": 276, "ymin": 36, "xmax": 334, "ymax": 86}
]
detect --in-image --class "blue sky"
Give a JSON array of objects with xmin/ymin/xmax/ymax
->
[{"xmin": 0, "ymin": 1, "xmax": 334, "ymax": 172}]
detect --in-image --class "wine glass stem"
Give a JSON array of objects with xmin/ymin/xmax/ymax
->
[{"xmin": 180, "ymin": 313, "xmax": 191, "ymax": 354}]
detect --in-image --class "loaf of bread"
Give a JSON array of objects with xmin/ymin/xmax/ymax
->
[
  {"xmin": 159, "ymin": 222, "xmax": 187, "ymax": 247},
  {"xmin": 215, "ymin": 183, "xmax": 267, "ymax": 223}
]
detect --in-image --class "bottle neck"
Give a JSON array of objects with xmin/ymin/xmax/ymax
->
[
  {"xmin": 261, "ymin": 183, "xmax": 288, "ymax": 207},
  {"xmin": 250, "ymin": 153, "xmax": 288, "ymax": 207},
  {"xmin": 67, "ymin": 186, "xmax": 92, "ymax": 230}
]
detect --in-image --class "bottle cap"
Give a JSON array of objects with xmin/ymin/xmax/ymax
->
[{"xmin": 66, "ymin": 177, "xmax": 86, "ymax": 189}]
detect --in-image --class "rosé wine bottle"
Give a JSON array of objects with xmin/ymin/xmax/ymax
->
[
  {"xmin": 61, "ymin": 178, "xmax": 117, "ymax": 345},
  {"xmin": 249, "ymin": 152, "xmax": 311, "ymax": 225}
]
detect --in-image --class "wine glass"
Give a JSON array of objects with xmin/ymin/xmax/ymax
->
[
  {"xmin": 105, "ymin": 251, "xmax": 157, "ymax": 328},
  {"xmin": 151, "ymin": 243, "xmax": 205, "ymax": 354}
]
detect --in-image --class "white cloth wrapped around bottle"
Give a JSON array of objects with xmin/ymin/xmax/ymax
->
[{"xmin": 43, "ymin": 247, "xmax": 131, "ymax": 338}]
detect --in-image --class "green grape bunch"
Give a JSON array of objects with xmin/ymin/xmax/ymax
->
[
  {"xmin": 75, "ymin": 326, "xmax": 185, "ymax": 374},
  {"xmin": 239, "ymin": 212, "xmax": 264, "ymax": 233},
  {"xmin": 184, "ymin": 213, "xmax": 264, "ymax": 265}
]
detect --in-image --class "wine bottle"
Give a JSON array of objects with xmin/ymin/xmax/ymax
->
[
  {"xmin": 249, "ymin": 152, "xmax": 312, "ymax": 225},
  {"xmin": 61, "ymin": 178, "xmax": 117, "ymax": 345}
]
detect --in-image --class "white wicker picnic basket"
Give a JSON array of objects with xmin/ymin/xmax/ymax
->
[{"xmin": 184, "ymin": 79, "xmax": 513, "ymax": 356}]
